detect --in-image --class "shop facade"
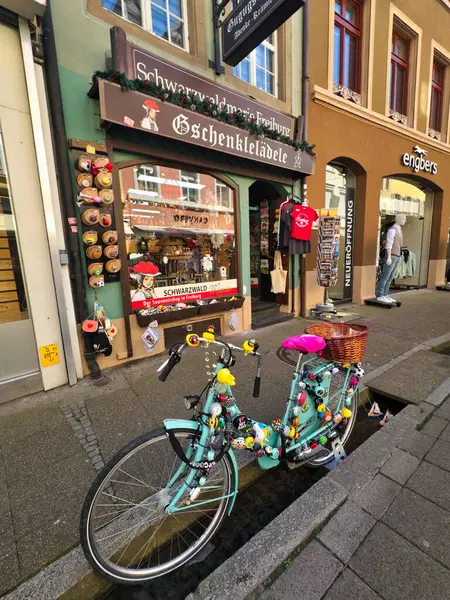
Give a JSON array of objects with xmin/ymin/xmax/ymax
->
[
  {"xmin": 306, "ymin": 0, "xmax": 450, "ymax": 309},
  {"xmin": 49, "ymin": 0, "xmax": 314, "ymax": 374},
  {"xmin": 0, "ymin": 2, "xmax": 82, "ymax": 402}
]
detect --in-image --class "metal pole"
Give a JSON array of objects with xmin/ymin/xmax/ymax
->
[{"xmin": 300, "ymin": 0, "xmax": 310, "ymax": 318}]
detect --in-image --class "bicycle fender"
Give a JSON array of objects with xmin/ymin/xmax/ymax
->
[
  {"xmin": 163, "ymin": 418, "xmax": 200, "ymax": 432},
  {"xmin": 163, "ymin": 419, "xmax": 239, "ymax": 515}
]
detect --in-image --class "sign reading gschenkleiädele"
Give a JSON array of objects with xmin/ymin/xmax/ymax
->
[
  {"xmin": 222, "ymin": 0, "xmax": 305, "ymax": 66},
  {"xmin": 98, "ymin": 80, "xmax": 314, "ymax": 174},
  {"xmin": 129, "ymin": 44, "xmax": 294, "ymax": 137}
]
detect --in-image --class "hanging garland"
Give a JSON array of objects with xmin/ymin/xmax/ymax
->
[{"xmin": 91, "ymin": 69, "xmax": 316, "ymax": 156}]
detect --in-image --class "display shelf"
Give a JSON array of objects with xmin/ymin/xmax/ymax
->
[{"xmin": 136, "ymin": 306, "xmax": 199, "ymax": 327}]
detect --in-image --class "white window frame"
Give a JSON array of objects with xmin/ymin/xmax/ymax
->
[
  {"xmin": 133, "ymin": 164, "xmax": 160, "ymax": 195},
  {"xmin": 215, "ymin": 180, "xmax": 232, "ymax": 209},
  {"xmin": 102, "ymin": 0, "xmax": 189, "ymax": 51},
  {"xmin": 232, "ymin": 34, "xmax": 278, "ymax": 97},
  {"xmin": 179, "ymin": 170, "xmax": 200, "ymax": 203}
]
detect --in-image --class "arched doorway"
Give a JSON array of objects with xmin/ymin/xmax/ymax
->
[
  {"xmin": 248, "ymin": 180, "xmax": 291, "ymax": 328},
  {"xmin": 325, "ymin": 162, "xmax": 357, "ymax": 302},
  {"xmin": 378, "ymin": 176, "xmax": 434, "ymax": 290}
]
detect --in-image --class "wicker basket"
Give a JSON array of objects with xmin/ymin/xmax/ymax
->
[{"xmin": 304, "ymin": 322, "xmax": 369, "ymax": 364}]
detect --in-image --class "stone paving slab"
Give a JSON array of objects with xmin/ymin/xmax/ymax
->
[
  {"xmin": 434, "ymin": 398, "xmax": 450, "ymax": 420},
  {"xmin": 424, "ymin": 438, "xmax": 450, "ymax": 472},
  {"xmin": 396, "ymin": 429, "xmax": 435, "ymax": 459},
  {"xmin": 317, "ymin": 501, "xmax": 375, "ymax": 563},
  {"xmin": 407, "ymin": 461, "xmax": 450, "ymax": 512},
  {"xmin": 260, "ymin": 540, "xmax": 343, "ymax": 600},
  {"xmin": 380, "ymin": 448, "xmax": 421, "ymax": 485},
  {"xmin": 382, "ymin": 487, "xmax": 450, "ymax": 569},
  {"xmin": 350, "ymin": 522, "xmax": 450, "ymax": 600},
  {"xmin": 352, "ymin": 473, "xmax": 402, "ymax": 519},
  {"xmin": 420, "ymin": 415, "xmax": 448, "ymax": 438},
  {"xmin": 367, "ymin": 350, "xmax": 450, "ymax": 405},
  {"xmin": 440, "ymin": 421, "xmax": 450, "ymax": 443},
  {"xmin": 323, "ymin": 568, "xmax": 383, "ymax": 600}
]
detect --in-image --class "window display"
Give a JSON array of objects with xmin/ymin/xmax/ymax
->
[{"xmin": 120, "ymin": 164, "xmax": 238, "ymax": 314}]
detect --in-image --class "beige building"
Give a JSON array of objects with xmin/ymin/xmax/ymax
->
[{"xmin": 306, "ymin": 0, "xmax": 450, "ymax": 308}]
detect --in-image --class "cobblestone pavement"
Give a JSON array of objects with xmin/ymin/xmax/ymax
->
[{"xmin": 0, "ymin": 289, "xmax": 449, "ymax": 597}]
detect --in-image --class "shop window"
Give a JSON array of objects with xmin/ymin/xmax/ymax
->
[
  {"xmin": 333, "ymin": 0, "xmax": 362, "ymax": 95},
  {"xmin": 102, "ymin": 0, "xmax": 187, "ymax": 49},
  {"xmin": 429, "ymin": 58, "xmax": 445, "ymax": 136},
  {"xmin": 122, "ymin": 164, "xmax": 237, "ymax": 312},
  {"xmin": 102, "ymin": 0, "xmax": 142, "ymax": 26},
  {"xmin": 232, "ymin": 35, "xmax": 277, "ymax": 96},
  {"xmin": 389, "ymin": 29, "xmax": 410, "ymax": 119},
  {"xmin": 0, "ymin": 134, "xmax": 29, "ymax": 323}
]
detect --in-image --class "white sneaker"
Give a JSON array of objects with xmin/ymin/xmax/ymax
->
[
  {"xmin": 386, "ymin": 296, "xmax": 397, "ymax": 303},
  {"xmin": 376, "ymin": 296, "xmax": 392, "ymax": 304}
]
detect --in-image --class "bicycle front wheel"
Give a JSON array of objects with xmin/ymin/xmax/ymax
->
[{"xmin": 80, "ymin": 427, "xmax": 235, "ymax": 584}]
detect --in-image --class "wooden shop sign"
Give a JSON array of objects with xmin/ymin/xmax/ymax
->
[
  {"xmin": 98, "ymin": 80, "xmax": 314, "ymax": 175},
  {"xmin": 222, "ymin": 0, "xmax": 305, "ymax": 66},
  {"xmin": 111, "ymin": 30, "xmax": 295, "ymax": 137}
]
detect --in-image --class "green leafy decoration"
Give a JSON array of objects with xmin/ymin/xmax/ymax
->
[{"xmin": 91, "ymin": 70, "xmax": 316, "ymax": 156}]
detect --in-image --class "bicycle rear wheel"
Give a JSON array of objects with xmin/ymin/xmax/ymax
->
[{"xmin": 80, "ymin": 427, "xmax": 235, "ymax": 584}]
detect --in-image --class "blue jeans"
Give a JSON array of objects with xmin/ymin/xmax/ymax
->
[{"xmin": 376, "ymin": 255, "xmax": 400, "ymax": 297}]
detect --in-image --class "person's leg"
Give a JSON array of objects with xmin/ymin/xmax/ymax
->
[{"xmin": 382, "ymin": 256, "xmax": 400, "ymax": 297}]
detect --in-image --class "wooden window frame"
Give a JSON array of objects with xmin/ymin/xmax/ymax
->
[
  {"xmin": 390, "ymin": 29, "xmax": 410, "ymax": 116},
  {"xmin": 429, "ymin": 59, "xmax": 445, "ymax": 133},
  {"xmin": 334, "ymin": 0, "xmax": 363, "ymax": 93}
]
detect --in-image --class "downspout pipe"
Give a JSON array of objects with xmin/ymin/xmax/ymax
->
[
  {"xmin": 300, "ymin": 0, "xmax": 310, "ymax": 318},
  {"xmin": 42, "ymin": 0, "xmax": 101, "ymax": 378}
]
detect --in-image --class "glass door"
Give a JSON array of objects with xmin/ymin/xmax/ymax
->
[{"xmin": 0, "ymin": 132, "xmax": 40, "ymax": 386}]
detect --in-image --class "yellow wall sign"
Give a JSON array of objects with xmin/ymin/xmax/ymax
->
[{"xmin": 39, "ymin": 344, "xmax": 60, "ymax": 368}]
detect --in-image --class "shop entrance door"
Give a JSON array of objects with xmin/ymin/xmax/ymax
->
[
  {"xmin": 378, "ymin": 178, "xmax": 433, "ymax": 290},
  {"xmin": 249, "ymin": 181, "xmax": 289, "ymax": 328},
  {"xmin": 0, "ymin": 130, "xmax": 41, "ymax": 395}
]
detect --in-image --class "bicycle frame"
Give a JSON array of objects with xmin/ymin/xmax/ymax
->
[{"xmin": 162, "ymin": 339, "xmax": 355, "ymax": 517}]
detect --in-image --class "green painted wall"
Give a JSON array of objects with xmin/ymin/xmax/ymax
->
[{"xmin": 50, "ymin": 1, "xmax": 304, "ymax": 320}]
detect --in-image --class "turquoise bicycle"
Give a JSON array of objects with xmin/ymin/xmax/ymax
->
[{"xmin": 80, "ymin": 324, "xmax": 366, "ymax": 584}]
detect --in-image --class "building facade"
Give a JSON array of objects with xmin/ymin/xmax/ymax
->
[
  {"xmin": 306, "ymin": 0, "xmax": 450, "ymax": 308},
  {"xmin": 0, "ymin": 1, "xmax": 82, "ymax": 402},
  {"xmin": 49, "ymin": 0, "xmax": 313, "ymax": 375}
]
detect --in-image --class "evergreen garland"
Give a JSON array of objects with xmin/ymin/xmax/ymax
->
[{"xmin": 92, "ymin": 69, "xmax": 316, "ymax": 156}]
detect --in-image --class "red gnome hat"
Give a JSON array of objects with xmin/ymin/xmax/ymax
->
[{"xmin": 143, "ymin": 99, "xmax": 160, "ymax": 112}]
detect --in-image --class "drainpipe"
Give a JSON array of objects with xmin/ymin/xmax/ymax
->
[
  {"xmin": 300, "ymin": 0, "xmax": 310, "ymax": 318},
  {"xmin": 42, "ymin": 1, "xmax": 101, "ymax": 378}
]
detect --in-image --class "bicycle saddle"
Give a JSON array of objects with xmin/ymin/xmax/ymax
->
[{"xmin": 282, "ymin": 334, "xmax": 326, "ymax": 354}]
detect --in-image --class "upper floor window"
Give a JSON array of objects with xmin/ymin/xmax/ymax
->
[
  {"xmin": 180, "ymin": 171, "xmax": 201, "ymax": 203},
  {"xmin": 102, "ymin": 0, "xmax": 187, "ymax": 49},
  {"xmin": 429, "ymin": 59, "xmax": 445, "ymax": 134},
  {"xmin": 134, "ymin": 165, "xmax": 160, "ymax": 196},
  {"xmin": 390, "ymin": 30, "xmax": 409, "ymax": 116},
  {"xmin": 333, "ymin": 0, "xmax": 362, "ymax": 93},
  {"xmin": 232, "ymin": 35, "xmax": 277, "ymax": 96}
]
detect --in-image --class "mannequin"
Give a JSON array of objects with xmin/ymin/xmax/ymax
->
[{"xmin": 376, "ymin": 213, "xmax": 406, "ymax": 303}]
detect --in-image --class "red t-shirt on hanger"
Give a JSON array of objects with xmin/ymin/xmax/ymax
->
[{"xmin": 290, "ymin": 205, "xmax": 319, "ymax": 241}]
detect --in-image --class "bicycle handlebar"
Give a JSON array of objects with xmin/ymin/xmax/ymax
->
[{"xmin": 157, "ymin": 337, "xmax": 261, "ymax": 382}]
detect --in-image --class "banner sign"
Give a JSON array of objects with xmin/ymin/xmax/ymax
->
[
  {"xmin": 131, "ymin": 279, "xmax": 238, "ymax": 310},
  {"xmin": 344, "ymin": 191, "xmax": 355, "ymax": 298},
  {"xmin": 129, "ymin": 44, "xmax": 294, "ymax": 137},
  {"xmin": 222, "ymin": 0, "xmax": 305, "ymax": 66},
  {"xmin": 99, "ymin": 80, "xmax": 314, "ymax": 174},
  {"xmin": 124, "ymin": 204, "xmax": 234, "ymax": 233}
]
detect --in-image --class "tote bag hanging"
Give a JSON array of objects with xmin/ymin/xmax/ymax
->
[{"xmin": 270, "ymin": 251, "xmax": 287, "ymax": 294}]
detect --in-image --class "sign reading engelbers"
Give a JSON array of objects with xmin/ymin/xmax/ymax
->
[{"xmin": 98, "ymin": 80, "xmax": 314, "ymax": 174}]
